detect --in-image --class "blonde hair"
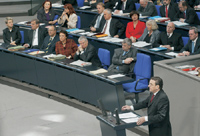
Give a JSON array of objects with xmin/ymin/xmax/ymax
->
[
  {"xmin": 5, "ymin": 17, "xmax": 13, "ymax": 24},
  {"xmin": 146, "ymin": 20, "xmax": 158, "ymax": 30}
]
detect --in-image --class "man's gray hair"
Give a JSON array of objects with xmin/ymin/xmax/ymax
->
[
  {"xmin": 78, "ymin": 36, "xmax": 88, "ymax": 42},
  {"xmin": 122, "ymin": 38, "xmax": 132, "ymax": 46},
  {"xmin": 104, "ymin": 8, "xmax": 112, "ymax": 14},
  {"xmin": 190, "ymin": 27, "xmax": 198, "ymax": 34}
]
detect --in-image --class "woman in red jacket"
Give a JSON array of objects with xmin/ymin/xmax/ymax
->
[{"xmin": 126, "ymin": 11, "xmax": 146, "ymax": 42}]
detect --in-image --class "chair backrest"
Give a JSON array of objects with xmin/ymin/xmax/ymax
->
[
  {"xmin": 77, "ymin": 0, "xmax": 84, "ymax": 7},
  {"xmin": 76, "ymin": 16, "xmax": 81, "ymax": 29},
  {"xmin": 182, "ymin": 36, "xmax": 189, "ymax": 47},
  {"xmin": 20, "ymin": 31, "xmax": 24, "ymax": 44},
  {"xmin": 134, "ymin": 53, "xmax": 152, "ymax": 85},
  {"xmin": 98, "ymin": 48, "xmax": 110, "ymax": 69},
  {"xmin": 135, "ymin": 3, "xmax": 140, "ymax": 10},
  {"xmin": 155, "ymin": 5, "xmax": 161, "ymax": 16},
  {"xmin": 54, "ymin": 15, "xmax": 59, "ymax": 25},
  {"xmin": 196, "ymin": 12, "xmax": 200, "ymax": 20}
]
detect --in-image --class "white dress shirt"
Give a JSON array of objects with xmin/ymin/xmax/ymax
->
[
  {"xmin": 32, "ymin": 27, "xmax": 39, "ymax": 46},
  {"xmin": 102, "ymin": 18, "xmax": 111, "ymax": 36}
]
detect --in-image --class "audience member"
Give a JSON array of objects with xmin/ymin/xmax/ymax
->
[
  {"xmin": 178, "ymin": 27, "xmax": 200, "ymax": 56},
  {"xmin": 122, "ymin": 76, "xmax": 172, "ymax": 136},
  {"xmin": 84, "ymin": 0, "xmax": 103, "ymax": 9},
  {"xmin": 174, "ymin": 1, "xmax": 200, "ymax": 25},
  {"xmin": 24, "ymin": 19, "xmax": 48, "ymax": 49},
  {"xmin": 104, "ymin": 0, "xmax": 115, "ymax": 9},
  {"xmin": 40, "ymin": 25, "xmax": 59, "ymax": 54},
  {"xmin": 108, "ymin": 38, "xmax": 137, "ymax": 74},
  {"xmin": 37, "ymin": 0, "xmax": 60, "ymax": 25},
  {"xmin": 114, "ymin": 0, "xmax": 135, "ymax": 14},
  {"xmin": 137, "ymin": 20, "xmax": 160, "ymax": 44},
  {"xmin": 154, "ymin": 22, "xmax": 183, "ymax": 51},
  {"xmin": 97, "ymin": 9, "xmax": 125, "ymax": 37},
  {"xmin": 58, "ymin": 4, "xmax": 78, "ymax": 28},
  {"xmin": 3, "ymin": 17, "xmax": 21, "ymax": 45},
  {"xmin": 74, "ymin": 36, "xmax": 101, "ymax": 67},
  {"xmin": 55, "ymin": 30, "xmax": 78, "ymax": 59},
  {"xmin": 126, "ymin": 11, "xmax": 146, "ymax": 42},
  {"xmin": 138, "ymin": 0, "xmax": 158, "ymax": 17}
]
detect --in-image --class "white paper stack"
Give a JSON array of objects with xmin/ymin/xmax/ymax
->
[{"xmin": 132, "ymin": 41, "xmax": 151, "ymax": 47}]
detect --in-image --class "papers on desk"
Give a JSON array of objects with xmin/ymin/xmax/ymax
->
[
  {"xmin": 89, "ymin": 68, "xmax": 108, "ymax": 75},
  {"xmin": 165, "ymin": 52, "xmax": 179, "ymax": 57},
  {"xmin": 107, "ymin": 74, "xmax": 125, "ymax": 79},
  {"xmin": 79, "ymin": 32, "xmax": 97, "ymax": 36},
  {"xmin": 175, "ymin": 65, "xmax": 196, "ymax": 71},
  {"xmin": 188, "ymin": 70, "xmax": 198, "ymax": 75},
  {"xmin": 17, "ymin": 21, "xmax": 28, "ymax": 25},
  {"xmin": 52, "ymin": 3, "xmax": 63, "ymax": 8},
  {"xmin": 28, "ymin": 51, "xmax": 45, "ymax": 55},
  {"xmin": 112, "ymin": 12, "xmax": 130, "ymax": 17},
  {"xmin": 170, "ymin": 21, "xmax": 189, "ymax": 27},
  {"xmin": 122, "ymin": 118, "xmax": 139, "ymax": 123},
  {"xmin": 113, "ymin": 112, "xmax": 139, "ymax": 123},
  {"xmin": 149, "ymin": 47, "xmax": 167, "ymax": 52},
  {"xmin": 70, "ymin": 60, "xmax": 92, "ymax": 67},
  {"xmin": 66, "ymin": 29, "xmax": 85, "ymax": 34},
  {"xmin": 8, "ymin": 46, "xmax": 25, "ymax": 51},
  {"xmin": 22, "ymin": 49, "xmax": 39, "ymax": 53},
  {"xmin": 104, "ymin": 37, "xmax": 124, "ymax": 43},
  {"xmin": 79, "ymin": 6, "xmax": 91, "ymax": 9},
  {"xmin": 139, "ymin": 16, "xmax": 149, "ymax": 19},
  {"xmin": 43, "ymin": 54, "xmax": 66, "ymax": 60},
  {"xmin": 132, "ymin": 41, "xmax": 151, "ymax": 47}
]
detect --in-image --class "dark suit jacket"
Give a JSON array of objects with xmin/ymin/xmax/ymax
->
[
  {"xmin": 37, "ymin": 8, "xmax": 60, "ymax": 25},
  {"xmin": 62, "ymin": 0, "xmax": 77, "ymax": 5},
  {"xmin": 154, "ymin": 32, "xmax": 184, "ymax": 51},
  {"xmin": 174, "ymin": 7, "xmax": 200, "ymax": 25},
  {"xmin": 160, "ymin": 2, "xmax": 178, "ymax": 21},
  {"xmin": 27, "ymin": 27, "xmax": 48, "ymax": 49},
  {"xmin": 134, "ymin": 90, "xmax": 172, "ymax": 136},
  {"xmin": 84, "ymin": 0, "xmax": 103, "ymax": 9},
  {"xmin": 115, "ymin": 0, "xmax": 135, "ymax": 13},
  {"xmin": 180, "ymin": 36, "xmax": 200, "ymax": 55},
  {"xmin": 137, "ymin": 2, "xmax": 157, "ymax": 16},
  {"xmin": 40, "ymin": 34, "xmax": 59, "ymax": 54},
  {"xmin": 74, "ymin": 43, "xmax": 102, "ymax": 67},
  {"xmin": 89, "ymin": 14, "xmax": 106, "ymax": 28},
  {"xmin": 3, "ymin": 26, "xmax": 21, "ymax": 45},
  {"xmin": 108, "ymin": 47, "xmax": 137, "ymax": 74},
  {"xmin": 97, "ymin": 18, "xmax": 125, "ymax": 37}
]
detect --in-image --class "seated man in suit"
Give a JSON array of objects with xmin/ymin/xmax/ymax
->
[
  {"xmin": 108, "ymin": 38, "xmax": 137, "ymax": 74},
  {"xmin": 174, "ymin": 1, "xmax": 200, "ymax": 25},
  {"xmin": 24, "ymin": 19, "xmax": 48, "ymax": 49},
  {"xmin": 74, "ymin": 36, "xmax": 102, "ymax": 67},
  {"xmin": 96, "ymin": 8, "xmax": 125, "ymax": 38},
  {"xmin": 114, "ymin": 0, "xmax": 135, "ymax": 14},
  {"xmin": 3, "ymin": 17, "xmax": 21, "ymax": 45},
  {"xmin": 137, "ymin": 0, "xmax": 158, "ymax": 17},
  {"xmin": 154, "ymin": 22, "xmax": 184, "ymax": 51},
  {"xmin": 40, "ymin": 25, "xmax": 59, "ymax": 54},
  {"xmin": 89, "ymin": 2, "xmax": 106, "ymax": 32},
  {"xmin": 178, "ymin": 27, "xmax": 200, "ymax": 56},
  {"xmin": 122, "ymin": 76, "xmax": 172, "ymax": 136},
  {"xmin": 84, "ymin": 0, "xmax": 103, "ymax": 9},
  {"xmin": 160, "ymin": 0, "xmax": 178, "ymax": 21}
]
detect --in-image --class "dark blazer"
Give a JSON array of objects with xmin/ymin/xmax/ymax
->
[
  {"xmin": 115, "ymin": 0, "xmax": 135, "ymax": 13},
  {"xmin": 180, "ymin": 36, "xmax": 200, "ymax": 55},
  {"xmin": 3, "ymin": 26, "xmax": 21, "ymax": 45},
  {"xmin": 97, "ymin": 18, "xmax": 125, "ymax": 37},
  {"xmin": 84, "ymin": 0, "xmax": 103, "ymax": 9},
  {"xmin": 74, "ymin": 43, "xmax": 102, "ymax": 67},
  {"xmin": 153, "ymin": 32, "xmax": 184, "ymax": 51},
  {"xmin": 174, "ymin": 7, "xmax": 200, "ymax": 25},
  {"xmin": 37, "ymin": 8, "xmax": 60, "ymax": 25},
  {"xmin": 108, "ymin": 47, "xmax": 137, "ymax": 74},
  {"xmin": 137, "ymin": 2, "xmax": 158, "ymax": 16},
  {"xmin": 160, "ymin": 2, "xmax": 178, "ymax": 21},
  {"xmin": 134, "ymin": 90, "xmax": 172, "ymax": 136},
  {"xmin": 27, "ymin": 27, "xmax": 48, "ymax": 49},
  {"xmin": 62, "ymin": 0, "xmax": 77, "ymax": 5},
  {"xmin": 89, "ymin": 14, "xmax": 106, "ymax": 28},
  {"xmin": 40, "ymin": 34, "xmax": 59, "ymax": 54}
]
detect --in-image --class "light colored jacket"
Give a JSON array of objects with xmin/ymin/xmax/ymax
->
[
  {"xmin": 138, "ymin": 28, "xmax": 160, "ymax": 44},
  {"xmin": 58, "ymin": 13, "xmax": 78, "ymax": 29}
]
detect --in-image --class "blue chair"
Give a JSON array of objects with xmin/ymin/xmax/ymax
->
[
  {"xmin": 77, "ymin": 44, "xmax": 80, "ymax": 47},
  {"xmin": 196, "ymin": 12, "xmax": 200, "ymax": 20},
  {"xmin": 54, "ymin": 15, "xmax": 59, "ymax": 25},
  {"xmin": 77, "ymin": 0, "xmax": 84, "ymax": 7},
  {"xmin": 135, "ymin": 3, "xmax": 140, "ymax": 10},
  {"xmin": 182, "ymin": 37, "xmax": 189, "ymax": 47},
  {"xmin": 155, "ymin": 5, "xmax": 161, "ymax": 16},
  {"xmin": 98, "ymin": 48, "xmax": 110, "ymax": 69},
  {"xmin": 20, "ymin": 31, "xmax": 24, "ymax": 44},
  {"xmin": 122, "ymin": 53, "xmax": 152, "ymax": 103},
  {"xmin": 76, "ymin": 16, "xmax": 81, "ymax": 29}
]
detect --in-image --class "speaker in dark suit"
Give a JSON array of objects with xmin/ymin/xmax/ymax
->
[
  {"xmin": 114, "ymin": 0, "xmax": 136, "ymax": 13},
  {"xmin": 122, "ymin": 77, "xmax": 172, "ymax": 136}
]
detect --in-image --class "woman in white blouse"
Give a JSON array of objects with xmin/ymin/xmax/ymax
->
[{"xmin": 58, "ymin": 4, "xmax": 78, "ymax": 28}]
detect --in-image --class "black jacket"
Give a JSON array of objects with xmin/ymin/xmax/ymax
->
[
  {"xmin": 115, "ymin": 0, "xmax": 135, "ymax": 13},
  {"xmin": 3, "ymin": 26, "xmax": 21, "ymax": 45},
  {"xmin": 160, "ymin": 2, "xmax": 178, "ymax": 21}
]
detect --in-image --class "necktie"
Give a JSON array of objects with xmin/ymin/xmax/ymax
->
[
  {"xmin": 183, "ymin": 12, "xmax": 186, "ymax": 19},
  {"xmin": 150, "ymin": 94, "xmax": 154, "ymax": 103},
  {"xmin": 102, "ymin": 21, "xmax": 108, "ymax": 34},
  {"xmin": 165, "ymin": 6, "xmax": 168, "ymax": 17},
  {"xmin": 96, "ymin": 15, "xmax": 101, "ymax": 28},
  {"xmin": 192, "ymin": 41, "xmax": 195, "ymax": 53},
  {"xmin": 45, "ymin": 37, "xmax": 52, "ymax": 53},
  {"xmin": 121, "ymin": 2, "xmax": 125, "ymax": 10},
  {"xmin": 122, "ymin": 51, "xmax": 127, "ymax": 56}
]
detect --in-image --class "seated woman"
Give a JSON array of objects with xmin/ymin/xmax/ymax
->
[
  {"xmin": 137, "ymin": 20, "xmax": 160, "ymax": 44},
  {"xmin": 3, "ymin": 17, "xmax": 21, "ymax": 45},
  {"xmin": 55, "ymin": 30, "xmax": 78, "ymax": 59},
  {"xmin": 58, "ymin": 4, "xmax": 78, "ymax": 28},
  {"xmin": 84, "ymin": 0, "xmax": 103, "ymax": 9},
  {"xmin": 126, "ymin": 11, "xmax": 146, "ymax": 43},
  {"xmin": 37, "ymin": 0, "xmax": 60, "ymax": 25}
]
